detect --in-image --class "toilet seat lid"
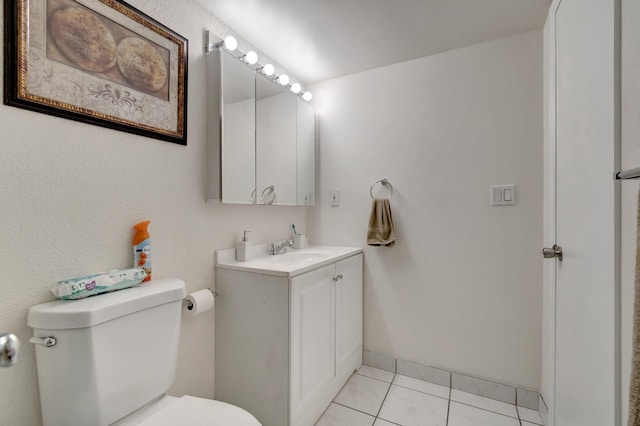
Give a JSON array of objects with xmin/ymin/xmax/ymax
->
[{"xmin": 137, "ymin": 395, "xmax": 261, "ymax": 426}]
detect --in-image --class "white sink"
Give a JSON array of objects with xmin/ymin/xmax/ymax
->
[
  {"xmin": 215, "ymin": 246, "xmax": 362, "ymax": 277},
  {"xmin": 250, "ymin": 250, "xmax": 331, "ymax": 269},
  {"xmin": 270, "ymin": 251, "xmax": 329, "ymax": 265}
]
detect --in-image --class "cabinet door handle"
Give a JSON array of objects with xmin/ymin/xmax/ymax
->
[
  {"xmin": 337, "ymin": 274, "xmax": 343, "ymax": 280},
  {"xmin": 332, "ymin": 276, "xmax": 339, "ymax": 282}
]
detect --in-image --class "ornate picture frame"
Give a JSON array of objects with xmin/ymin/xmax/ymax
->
[{"xmin": 4, "ymin": 0, "xmax": 188, "ymax": 145}]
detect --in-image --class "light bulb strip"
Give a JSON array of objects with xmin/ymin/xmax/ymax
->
[{"xmin": 207, "ymin": 31, "xmax": 313, "ymax": 101}]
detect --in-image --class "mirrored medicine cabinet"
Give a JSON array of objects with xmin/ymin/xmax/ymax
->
[{"xmin": 206, "ymin": 48, "xmax": 315, "ymax": 206}]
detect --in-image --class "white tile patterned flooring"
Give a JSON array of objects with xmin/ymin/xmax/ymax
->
[{"xmin": 316, "ymin": 366, "xmax": 544, "ymax": 426}]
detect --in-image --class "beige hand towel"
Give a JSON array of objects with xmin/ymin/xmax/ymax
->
[
  {"xmin": 367, "ymin": 198, "xmax": 395, "ymax": 247},
  {"xmin": 629, "ymin": 186, "xmax": 640, "ymax": 425}
]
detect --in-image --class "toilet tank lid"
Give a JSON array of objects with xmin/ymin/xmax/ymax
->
[{"xmin": 28, "ymin": 278, "xmax": 187, "ymax": 330}]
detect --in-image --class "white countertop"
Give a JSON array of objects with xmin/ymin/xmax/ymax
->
[{"xmin": 215, "ymin": 245, "xmax": 362, "ymax": 277}]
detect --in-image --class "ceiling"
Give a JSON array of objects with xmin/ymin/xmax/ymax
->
[{"xmin": 195, "ymin": 0, "xmax": 551, "ymax": 84}]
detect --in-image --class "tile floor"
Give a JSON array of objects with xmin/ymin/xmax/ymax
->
[{"xmin": 316, "ymin": 366, "xmax": 544, "ymax": 426}]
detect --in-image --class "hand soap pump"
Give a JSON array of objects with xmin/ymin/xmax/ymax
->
[{"xmin": 236, "ymin": 230, "xmax": 253, "ymax": 261}]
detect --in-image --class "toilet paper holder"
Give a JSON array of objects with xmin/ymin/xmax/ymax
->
[{"xmin": 183, "ymin": 288, "xmax": 217, "ymax": 311}]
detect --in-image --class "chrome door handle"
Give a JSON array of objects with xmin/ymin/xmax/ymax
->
[
  {"xmin": 542, "ymin": 244, "xmax": 563, "ymax": 261},
  {"xmin": 0, "ymin": 333, "xmax": 20, "ymax": 368},
  {"xmin": 261, "ymin": 185, "xmax": 276, "ymax": 205}
]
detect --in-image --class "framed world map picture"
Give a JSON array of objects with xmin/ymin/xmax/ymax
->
[{"xmin": 4, "ymin": 0, "xmax": 188, "ymax": 145}]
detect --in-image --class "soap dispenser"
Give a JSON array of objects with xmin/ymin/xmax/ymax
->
[{"xmin": 236, "ymin": 230, "xmax": 253, "ymax": 261}]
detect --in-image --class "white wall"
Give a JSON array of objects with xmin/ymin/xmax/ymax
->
[
  {"xmin": 621, "ymin": 0, "xmax": 640, "ymax": 423},
  {"xmin": 0, "ymin": 1, "xmax": 307, "ymax": 424},
  {"xmin": 310, "ymin": 30, "xmax": 543, "ymax": 389}
]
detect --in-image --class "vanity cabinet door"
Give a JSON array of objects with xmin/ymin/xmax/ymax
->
[
  {"xmin": 290, "ymin": 264, "xmax": 336, "ymax": 423},
  {"xmin": 335, "ymin": 254, "xmax": 363, "ymax": 375}
]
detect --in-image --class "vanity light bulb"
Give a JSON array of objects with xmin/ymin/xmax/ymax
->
[
  {"xmin": 290, "ymin": 83, "xmax": 302, "ymax": 94},
  {"xmin": 277, "ymin": 74, "xmax": 290, "ymax": 86},
  {"xmin": 223, "ymin": 36, "xmax": 238, "ymax": 51},
  {"xmin": 244, "ymin": 51, "xmax": 258, "ymax": 65},
  {"xmin": 301, "ymin": 91, "xmax": 313, "ymax": 101},
  {"xmin": 262, "ymin": 64, "xmax": 275, "ymax": 76}
]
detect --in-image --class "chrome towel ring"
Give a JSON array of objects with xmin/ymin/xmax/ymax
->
[{"xmin": 370, "ymin": 178, "xmax": 393, "ymax": 199}]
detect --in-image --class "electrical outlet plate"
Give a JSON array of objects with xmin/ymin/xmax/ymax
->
[
  {"xmin": 329, "ymin": 190, "xmax": 340, "ymax": 206},
  {"xmin": 491, "ymin": 184, "xmax": 515, "ymax": 206}
]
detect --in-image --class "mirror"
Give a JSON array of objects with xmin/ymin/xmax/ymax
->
[
  {"xmin": 210, "ymin": 48, "xmax": 315, "ymax": 206},
  {"xmin": 221, "ymin": 50, "xmax": 255, "ymax": 204},
  {"xmin": 256, "ymin": 73, "xmax": 297, "ymax": 205},
  {"xmin": 296, "ymin": 98, "xmax": 315, "ymax": 205}
]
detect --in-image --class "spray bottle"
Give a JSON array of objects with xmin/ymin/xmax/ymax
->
[{"xmin": 133, "ymin": 220, "xmax": 151, "ymax": 282}]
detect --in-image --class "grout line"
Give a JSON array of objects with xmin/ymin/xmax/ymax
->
[
  {"xmin": 516, "ymin": 404, "xmax": 522, "ymax": 425},
  {"xmin": 372, "ymin": 353, "xmax": 528, "ymax": 406},
  {"xmin": 445, "ymin": 372, "xmax": 452, "ymax": 425},
  {"xmin": 451, "ymin": 388, "xmax": 520, "ymax": 408},
  {"xmin": 389, "ymin": 380, "xmax": 450, "ymax": 400},
  {"xmin": 331, "ymin": 401, "xmax": 377, "ymax": 419},
  {"xmin": 515, "ymin": 393, "xmax": 528, "ymax": 426},
  {"xmin": 373, "ymin": 416, "xmax": 402, "ymax": 426},
  {"xmin": 331, "ymin": 369, "xmax": 524, "ymax": 426},
  {"xmin": 374, "ymin": 373, "xmax": 394, "ymax": 419},
  {"xmin": 354, "ymin": 371, "xmax": 395, "ymax": 384},
  {"xmin": 451, "ymin": 400, "xmax": 520, "ymax": 420}
]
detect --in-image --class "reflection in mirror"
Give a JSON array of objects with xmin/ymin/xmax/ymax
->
[
  {"xmin": 297, "ymin": 98, "xmax": 315, "ymax": 205},
  {"xmin": 256, "ymin": 74, "xmax": 297, "ymax": 205},
  {"xmin": 221, "ymin": 50, "xmax": 256, "ymax": 204}
]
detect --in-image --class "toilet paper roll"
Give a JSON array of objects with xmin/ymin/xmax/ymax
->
[{"xmin": 184, "ymin": 289, "xmax": 215, "ymax": 317}]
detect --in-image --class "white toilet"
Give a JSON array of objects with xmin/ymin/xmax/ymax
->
[{"xmin": 28, "ymin": 278, "xmax": 261, "ymax": 426}]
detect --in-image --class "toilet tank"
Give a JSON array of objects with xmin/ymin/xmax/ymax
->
[{"xmin": 28, "ymin": 278, "xmax": 187, "ymax": 426}]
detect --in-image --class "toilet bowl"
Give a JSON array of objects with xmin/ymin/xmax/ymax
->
[
  {"xmin": 113, "ymin": 395, "xmax": 260, "ymax": 425},
  {"xmin": 28, "ymin": 279, "xmax": 260, "ymax": 426}
]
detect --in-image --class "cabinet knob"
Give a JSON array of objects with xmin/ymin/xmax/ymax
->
[{"xmin": 333, "ymin": 274, "xmax": 343, "ymax": 282}]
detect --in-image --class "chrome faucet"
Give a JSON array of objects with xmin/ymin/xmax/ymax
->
[{"xmin": 269, "ymin": 240, "xmax": 293, "ymax": 255}]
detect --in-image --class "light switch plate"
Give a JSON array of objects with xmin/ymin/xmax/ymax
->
[
  {"xmin": 329, "ymin": 190, "xmax": 340, "ymax": 207},
  {"xmin": 491, "ymin": 185, "xmax": 515, "ymax": 206}
]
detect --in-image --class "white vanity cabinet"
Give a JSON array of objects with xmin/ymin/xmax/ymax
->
[
  {"xmin": 214, "ymin": 248, "xmax": 363, "ymax": 426},
  {"xmin": 290, "ymin": 255, "xmax": 363, "ymax": 424}
]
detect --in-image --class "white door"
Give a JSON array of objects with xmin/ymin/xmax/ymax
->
[
  {"xmin": 545, "ymin": 0, "xmax": 619, "ymax": 425},
  {"xmin": 335, "ymin": 254, "xmax": 363, "ymax": 375},
  {"xmin": 290, "ymin": 264, "xmax": 336, "ymax": 423}
]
